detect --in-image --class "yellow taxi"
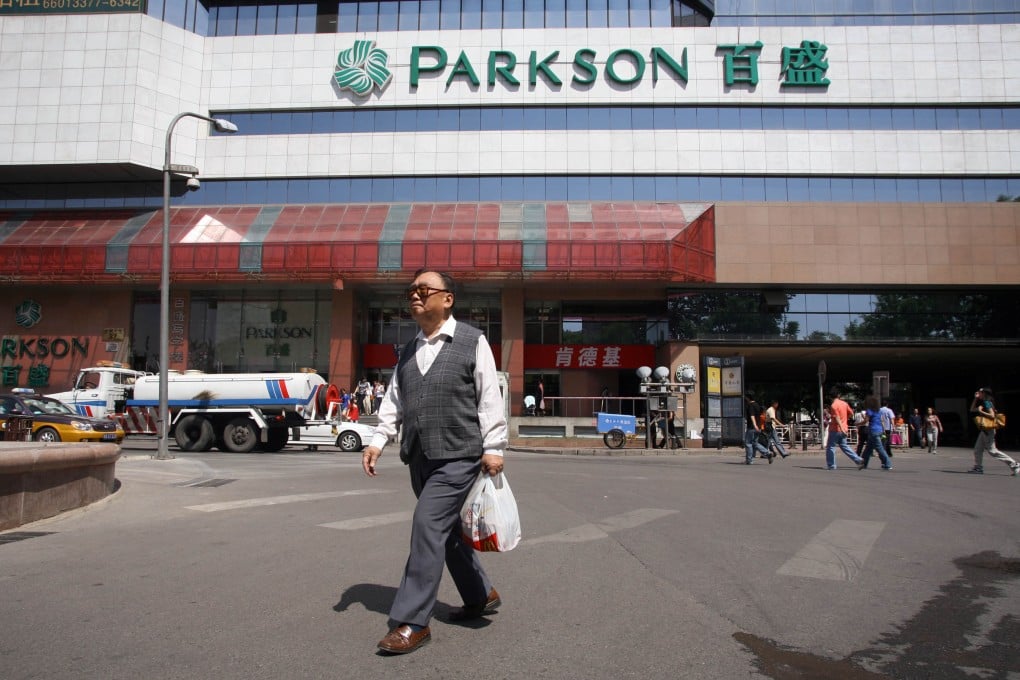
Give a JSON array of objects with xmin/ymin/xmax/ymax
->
[{"xmin": 0, "ymin": 390, "xmax": 125, "ymax": 444}]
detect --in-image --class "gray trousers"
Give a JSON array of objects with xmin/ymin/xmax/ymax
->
[
  {"xmin": 388, "ymin": 452, "xmax": 491, "ymax": 627},
  {"xmin": 973, "ymin": 430, "xmax": 1017, "ymax": 469}
]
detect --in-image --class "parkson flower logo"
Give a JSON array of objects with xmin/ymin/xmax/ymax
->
[
  {"xmin": 334, "ymin": 40, "xmax": 392, "ymax": 97},
  {"xmin": 15, "ymin": 299, "xmax": 42, "ymax": 328}
]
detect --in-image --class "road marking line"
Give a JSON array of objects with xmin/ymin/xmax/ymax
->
[
  {"xmin": 319, "ymin": 511, "xmax": 415, "ymax": 530},
  {"xmin": 524, "ymin": 508, "xmax": 678, "ymax": 546},
  {"xmin": 185, "ymin": 489, "xmax": 392, "ymax": 513},
  {"xmin": 777, "ymin": 519, "xmax": 886, "ymax": 581}
]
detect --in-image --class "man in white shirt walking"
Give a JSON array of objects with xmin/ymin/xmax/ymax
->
[{"xmin": 362, "ymin": 269, "xmax": 508, "ymax": 654}]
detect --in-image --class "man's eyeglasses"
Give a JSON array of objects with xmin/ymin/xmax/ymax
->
[{"xmin": 406, "ymin": 284, "xmax": 449, "ymax": 301}]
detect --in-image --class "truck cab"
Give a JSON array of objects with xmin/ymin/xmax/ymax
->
[{"xmin": 47, "ymin": 363, "xmax": 148, "ymax": 419}]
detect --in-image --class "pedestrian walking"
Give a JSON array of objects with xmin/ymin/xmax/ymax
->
[
  {"xmin": 908, "ymin": 408, "xmax": 923, "ymax": 448},
  {"xmin": 967, "ymin": 387, "xmax": 1018, "ymax": 476},
  {"xmin": 361, "ymin": 269, "xmax": 509, "ymax": 654},
  {"xmin": 744, "ymin": 394, "xmax": 772, "ymax": 464},
  {"xmin": 880, "ymin": 400, "xmax": 896, "ymax": 457},
  {"xmin": 764, "ymin": 399, "xmax": 789, "ymax": 459},
  {"xmin": 824, "ymin": 388, "xmax": 865, "ymax": 470},
  {"xmin": 858, "ymin": 395, "xmax": 892, "ymax": 470},
  {"xmin": 924, "ymin": 407, "xmax": 942, "ymax": 454}
]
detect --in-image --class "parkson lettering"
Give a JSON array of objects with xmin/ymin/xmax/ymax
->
[{"xmin": 409, "ymin": 46, "xmax": 688, "ymax": 88}]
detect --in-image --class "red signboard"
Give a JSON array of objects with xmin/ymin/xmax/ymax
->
[{"xmin": 524, "ymin": 344, "xmax": 655, "ymax": 370}]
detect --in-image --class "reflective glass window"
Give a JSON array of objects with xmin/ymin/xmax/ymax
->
[
  {"xmin": 696, "ymin": 106, "xmax": 720, "ymax": 129},
  {"xmin": 914, "ymin": 108, "xmax": 936, "ymax": 129},
  {"xmin": 398, "ymin": 0, "xmax": 419, "ymax": 29},
  {"xmin": 654, "ymin": 107, "xmax": 677, "ymax": 129},
  {"xmin": 650, "ymin": 0, "xmax": 670, "ymax": 24},
  {"xmin": 588, "ymin": 0, "xmax": 608, "ymax": 27},
  {"xmin": 608, "ymin": 0, "xmax": 629, "ymax": 27},
  {"xmin": 501, "ymin": 107, "xmax": 525, "ymax": 131},
  {"xmin": 827, "ymin": 108, "xmax": 849, "ymax": 129},
  {"xmin": 479, "ymin": 108, "xmax": 502, "ymax": 130},
  {"xmin": 634, "ymin": 177, "xmax": 656, "ymax": 200},
  {"xmin": 395, "ymin": 109, "xmax": 418, "ymax": 132},
  {"xmin": 565, "ymin": 0, "xmax": 586, "ymax": 26},
  {"xmin": 784, "ymin": 107, "xmax": 807, "ymax": 130},
  {"xmin": 420, "ymin": 0, "xmax": 440, "ymax": 29},
  {"xmin": 611, "ymin": 176, "xmax": 634, "ymax": 200},
  {"xmin": 699, "ymin": 176, "xmax": 722, "ymax": 201},
  {"xmin": 357, "ymin": 1, "xmax": 379, "ymax": 30},
  {"xmin": 503, "ymin": 0, "xmax": 524, "ymax": 28},
  {"xmin": 522, "ymin": 107, "xmax": 546, "ymax": 130},
  {"xmin": 917, "ymin": 179, "xmax": 940, "ymax": 201},
  {"xmin": 717, "ymin": 107, "xmax": 740, "ymax": 129},
  {"xmin": 804, "ymin": 107, "xmax": 828, "ymax": 129},
  {"xmin": 276, "ymin": 4, "xmax": 297, "ymax": 33},
  {"xmin": 440, "ymin": 0, "xmax": 460, "ymax": 28},
  {"xmin": 871, "ymin": 108, "xmax": 893, "ymax": 130},
  {"xmin": 297, "ymin": 2, "xmax": 318, "ymax": 32},
  {"xmin": 566, "ymin": 176, "xmax": 589, "ymax": 200},
  {"xmin": 940, "ymin": 178, "xmax": 964, "ymax": 202},
  {"xmin": 891, "ymin": 108, "xmax": 914, "ymax": 129},
  {"xmin": 629, "ymin": 0, "xmax": 650, "ymax": 26},
  {"xmin": 744, "ymin": 177, "xmax": 766, "ymax": 201},
  {"xmin": 808, "ymin": 178, "xmax": 831, "ymax": 201},
  {"xmin": 480, "ymin": 177, "xmax": 503, "ymax": 199},
  {"xmin": 482, "ymin": 0, "xmax": 501, "ymax": 28},
  {"xmin": 958, "ymin": 108, "xmax": 982, "ymax": 129},
  {"xmin": 764, "ymin": 177, "xmax": 787, "ymax": 200},
  {"xmin": 524, "ymin": 0, "xmax": 545, "ymax": 27},
  {"xmin": 848, "ymin": 108, "xmax": 871, "ymax": 129},
  {"xmin": 459, "ymin": 108, "xmax": 481, "ymax": 131},
  {"xmin": 542, "ymin": 0, "xmax": 565, "ymax": 25},
  {"xmin": 256, "ymin": 4, "xmax": 277, "ymax": 34},
  {"xmin": 787, "ymin": 178, "xmax": 810, "ymax": 201},
  {"xmin": 719, "ymin": 177, "xmax": 742, "ymax": 200},
  {"xmin": 545, "ymin": 107, "xmax": 567, "ymax": 130},
  {"xmin": 631, "ymin": 107, "xmax": 654, "ymax": 129},
  {"xmin": 462, "ymin": 0, "xmax": 482, "ymax": 28},
  {"xmin": 676, "ymin": 176, "xmax": 698, "ymax": 199},
  {"xmin": 654, "ymin": 176, "xmax": 677, "ymax": 200},
  {"xmin": 377, "ymin": 0, "xmax": 398, "ymax": 30},
  {"xmin": 590, "ymin": 177, "xmax": 612, "ymax": 199},
  {"xmin": 831, "ymin": 178, "xmax": 853, "ymax": 201},
  {"xmin": 236, "ymin": 4, "xmax": 257, "ymax": 34},
  {"xmin": 546, "ymin": 176, "xmax": 568, "ymax": 199},
  {"xmin": 587, "ymin": 107, "xmax": 611, "ymax": 129},
  {"xmin": 739, "ymin": 107, "xmax": 763, "ymax": 129},
  {"xmin": 762, "ymin": 108, "xmax": 785, "ymax": 129},
  {"xmin": 935, "ymin": 108, "xmax": 958, "ymax": 130}
]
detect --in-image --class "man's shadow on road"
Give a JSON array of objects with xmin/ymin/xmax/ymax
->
[
  {"xmin": 334, "ymin": 583, "xmax": 398, "ymax": 616},
  {"xmin": 334, "ymin": 583, "xmax": 493, "ymax": 628}
]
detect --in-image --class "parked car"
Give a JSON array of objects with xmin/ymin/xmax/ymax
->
[
  {"xmin": 288, "ymin": 419, "xmax": 376, "ymax": 452},
  {"xmin": 0, "ymin": 390, "xmax": 125, "ymax": 443}
]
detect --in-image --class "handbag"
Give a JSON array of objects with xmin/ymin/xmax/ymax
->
[
  {"xmin": 973, "ymin": 413, "xmax": 1006, "ymax": 431},
  {"xmin": 460, "ymin": 471, "xmax": 521, "ymax": 552}
]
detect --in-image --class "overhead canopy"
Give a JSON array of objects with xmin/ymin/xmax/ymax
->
[{"xmin": 0, "ymin": 202, "xmax": 715, "ymax": 284}]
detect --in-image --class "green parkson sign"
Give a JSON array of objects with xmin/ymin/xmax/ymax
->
[{"xmin": 334, "ymin": 39, "xmax": 831, "ymax": 97}]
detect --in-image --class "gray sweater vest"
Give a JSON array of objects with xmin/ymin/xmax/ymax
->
[{"xmin": 397, "ymin": 322, "xmax": 484, "ymax": 463}]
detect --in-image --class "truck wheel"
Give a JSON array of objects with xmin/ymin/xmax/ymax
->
[
  {"xmin": 336, "ymin": 430, "xmax": 363, "ymax": 452},
  {"xmin": 260, "ymin": 427, "xmax": 289, "ymax": 452},
  {"xmin": 35, "ymin": 427, "xmax": 61, "ymax": 443},
  {"xmin": 174, "ymin": 415, "xmax": 215, "ymax": 452},
  {"xmin": 223, "ymin": 417, "xmax": 259, "ymax": 453},
  {"xmin": 603, "ymin": 428, "xmax": 626, "ymax": 449}
]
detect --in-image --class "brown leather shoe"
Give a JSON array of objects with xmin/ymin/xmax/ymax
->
[
  {"xmin": 446, "ymin": 588, "xmax": 501, "ymax": 622},
  {"xmin": 377, "ymin": 624, "xmax": 431, "ymax": 654}
]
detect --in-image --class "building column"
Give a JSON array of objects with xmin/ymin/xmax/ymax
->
[{"xmin": 501, "ymin": 286, "xmax": 525, "ymax": 416}]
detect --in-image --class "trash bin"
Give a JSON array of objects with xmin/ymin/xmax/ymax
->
[{"xmin": 2, "ymin": 415, "xmax": 33, "ymax": 441}]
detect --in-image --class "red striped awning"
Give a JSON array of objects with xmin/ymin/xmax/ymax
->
[{"xmin": 0, "ymin": 202, "xmax": 715, "ymax": 284}]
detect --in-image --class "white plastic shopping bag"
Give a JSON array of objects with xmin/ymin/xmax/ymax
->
[{"xmin": 460, "ymin": 471, "xmax": 521, "ymax": 552}]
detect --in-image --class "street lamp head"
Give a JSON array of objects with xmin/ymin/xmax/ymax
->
[
  {"xmin": 186, "ymin": 176, "xmax": 201, "ymax": 190},
  {"xmin": 213, "ymin": 118, "xmax": 238, "ymax": 133}
]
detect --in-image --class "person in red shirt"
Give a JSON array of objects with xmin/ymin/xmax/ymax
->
[{"xmin": 824, "ymin": 388, "xmax": 865, "ymax": 470}]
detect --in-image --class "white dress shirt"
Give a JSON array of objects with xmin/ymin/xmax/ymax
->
[{"xmin": 370, "ymin": 316, "xmax": 508, "ymax": 457}]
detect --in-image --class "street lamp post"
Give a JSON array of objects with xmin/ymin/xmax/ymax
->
[{"xmin": 157, "ymin": 112, "xmax": 238, "ymax": 460}]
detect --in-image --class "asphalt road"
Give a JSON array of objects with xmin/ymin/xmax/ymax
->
[{"xmin": 2, "ymin": 441, "xmax": 1018, "ymax": 679}]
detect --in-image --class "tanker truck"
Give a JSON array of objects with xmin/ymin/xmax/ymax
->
[{"xmin": 47, "ymin": 363, "xmax": 357, "ymax": 453}]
